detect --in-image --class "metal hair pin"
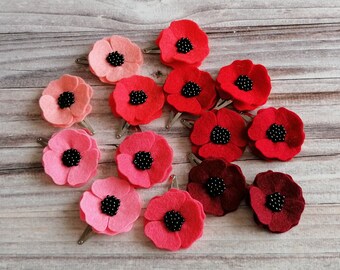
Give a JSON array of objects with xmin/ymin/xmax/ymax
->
[{"xmin": 187, "ymin": 153, "xmax": 202, "ymax": 166}]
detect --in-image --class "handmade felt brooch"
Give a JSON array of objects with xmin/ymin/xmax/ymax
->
[
  {"xmin": 249, "ymin": 171, "xmax": 305, "ymax": 233},
  {"xmin": 42, "ymin": 129, "xmax": 100, "ymax": 187},
  {"xmin": 116, "ymin": 131, "xmax": 173, "ymax": 188},
  {"xmin": 88, "ymin": 35, "xmax": 143, "ymax": 84},
  {"xmin": 248, "ymin": 107, "xmax": 305, "ymax": 161}
]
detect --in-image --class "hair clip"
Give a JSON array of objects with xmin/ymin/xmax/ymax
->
[
  {"xmin": 144, "ymin": 175, "xmax": 205, "ymax": 251},
  {"xmin": 109, "ymin": 75, "xmax": 165, "ymax": 138},
  {"xmin": 163, "ymin": 66, "xmax": 217, "ymax": 129},
  {"xmin": 115, "ymin": 131, "xmax": 173, "ymax": 188},
  {"xmin": 38, "ymin": 129, "xmax": 100, "ymax": 187},
  {"xmin": 78, "ymin": 176, "xmax": 141, "ymax": 244},
  {"xmin": 215, "ymin": 60, "xmax": 271, "ymax": 111},
  {"xmin": 249, "ymin": 171, "xmax": 305, "ymax": 233},
  {"xmin": 87, "ymin": 35, "xmax": 143, "ymax": 84},
  {"xmin": 247, "ymin": 107, "xmax": 305, "ymax": 161}
]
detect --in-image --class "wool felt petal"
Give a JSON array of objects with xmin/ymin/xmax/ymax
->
[
  {"xmin": 48, "ymin": 129, "xmax": 92, "ymax": 153},
  {"xmin": 42, "ymin": 74, "xmax": 80, "ymax": 98},
  {"xmin": 167, "ymin": 94, "xmax": 202, "ymax": 114},
  {"xmin": 88, "ymin": 39, "xmax": 113, "ymax": 77},
  {"xmin": 118, "ymin": 131, "xmax": 156, "ymax": 155},
  {"xmin": 190, "ymin": 111, "xmax": 217, "ymax": 145},
  {"xmin": 109, "ymin": 35, "xmax": 143, "ymax": 64},
  {"xmin": 42, "ymin": 150, "xmax": 69, "ymax": 186},
  {"xmin": 69, "ymin": 84, "xmax": 91, "ymax": 116},
  {"xmin": 248, "ymin": 107, "xmax": 277, "ymax": 141},
  {"xmin": 198, "ymin": 142, "xmax": 244, "ymax": 162},
  {"xmin": 249, "ymin": 186, "xmax": 273, "ymax": 225}
]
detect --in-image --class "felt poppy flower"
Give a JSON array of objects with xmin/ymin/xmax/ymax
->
[
  {"xmin": 156, "ymin": 19, "xmax": 209, "ymax": 69},
  {"xmin": 187, "ymin": 159, "xmax": 247, "ymax": 216},
  {"xmin": 116, "ymin": 131, "xmax": 173, "ymax": 188},
  {"xmin": 88, "ymin": 35, "xmax": 143, "ymax": 84},
  {"xmin": 249, "ymin": 171, "xmax": 305, "ymax": 233},
  {"xmin": 42, "ymin": 129, "xmax": 100, "ymax": 187},
  {"xmin": 144, "ymin": 189, "xmax": 205, "ymax": 251},
  {"xmin": 109, "ymin": 75, "xmax": 165, "ymax": 126},
  {"xmin": 39, "ymin": 74, "xmax": 93, "ymax": 128},
  {"xmin": 163, "ymin": 66, "xmax": 217, "ymax": 115},
  {"xmin": 80, "ymin": 177, "xmax": 141, "ymax": 235},
  {"xmin": 190, "ymin": 108, "xmax": 248, "ymax": 162},
  {"xmin": 248, "ymin": 107, "xmax": 305, "ymax": 161},
  {"xmin": 216, "ymin": 60, "xmax": 271, "ymax": 111}
]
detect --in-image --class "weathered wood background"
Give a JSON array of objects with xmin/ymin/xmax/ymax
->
[{"xmin": 0, "ymin": 0, "xmax": 340, "ymax": 269}]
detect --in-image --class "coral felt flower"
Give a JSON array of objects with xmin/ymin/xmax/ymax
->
[
  {"xmin": 156, "ymin": 19, "xmax": 209, "ymax": 69},
  {"xmin": 80, "ymin": 177, "xmax": 141, "ymax": 235},
  {"xmin": 163, "ymin": 66, "xmax": 217, "ymax": 115},
  {"xmin": 249, "ymin": 171, "xmax": 305, "ymax": 233},
  {"xmin": 216, "ymin": 60, "xmax": 271, "ymax": 111},
  {"xmin": 190, "ymin": 108, "xmax": 248, "ymax": 162},
  {"xmin": 39, "ymin": 74, "xmax": 93, "ymax": 128},
  {"xmin": 144, "ymin": 189, "xmax": 205, "ymax": 251},
  {"xmin": 248, "ymin": 107, "xmax": 305, "ymax": 161},
  {"xmin": 88, "ymin": 35, "xmax": 143, "ymax": 84},
  {"xmin": 42, "ymin": 129, "xmax": 100, "ymax": 187},
  {"xmin": 187, "ymin": 159, "xmax": 247, "ymax": 216},
  {"xmin": 116, "ymin": 131, "xmax": 173, "ymax": 188},
  {"xmin": 109, "ymin": 75, "xmax": 165, "ymax": 126}
]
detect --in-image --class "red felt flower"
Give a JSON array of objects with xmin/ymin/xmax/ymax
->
[
  {"xmin": 163, "ymin": 66, "xmax": 217, "ymax": 115},
  {"xmin": 144, "ymin": 189, "xmax": 205, "ymax": 251},
  {"xmin": 248, "ymin": 107, "xmax": 305, "ymax": 161},
  {"xmin": 216, "ymin": 60, "xmax": 271, "ymax": 111},
  {"xmin": 190, "ymin": 108, "xmax": 248, "ymax": 162},
  {"xmin": 187, "ymin": 159, "xmax": 247, "ymax": 216},
  {"xmin": 156, "ymin": 20, "xmax": 209, "ymax": 69},
  {"xmin": 249, "ymin": 171, "xmax": 305, "ymax": 233},
  {"xmin": 109, "ymin": 75, "xmax": 165, "ymax": 126}
]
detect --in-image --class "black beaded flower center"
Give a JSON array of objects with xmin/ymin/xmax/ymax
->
[
  {"xmin": 101, "ymin": 195, "xmax": 121, "ymax": 216},
  {"xmin": 61, "ymin": 148, "xmax": 81, "ymax": 167},
  {"xmin": 234, "ymin": 75, "xmax": 253, "ymax": 91},
  {"xmin": 266, "ymin": 123, "xmax": 287, "ymax": 143},
  {"xmin": 210, "ymin": 126, "xmax": 231, "ymax": 144},
  {"xmin": 181, "ymin": 81, "xmax": 201, "ymax": 98},
  {"xmin": 266, "ymin": 192, "xmax": 285, "ymax": 212},
  {"xmin": 106, "ymin": 51, "xmax": 125, "ymax": 67},
  {"xmin": 205, "ymin": 177, "xmax": 227, "ymax": 197},
  {"xmin": 176, "ymin": 37, "xmax": 193, "ymax": 54},
  {"xmin": 133, "ymin": 151, "xmax": 153, "ymax": 170},
  {"xmin": 58, "ymin": 91, "xmax": 75, "ymax": 109},
  {"xmin": 163, "ymin": 210, "xmax": 185, "ymax": 232},
  {"xmin": 129, "ymin": 90, "xmax": 148, "ymax": 105}
]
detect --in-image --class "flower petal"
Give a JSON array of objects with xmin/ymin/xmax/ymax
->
[
  {"xmin": 248, "ymin": 107, "xmax": 277, "ymax": 141},
  {"xmin": 118, "ymin": 131, "xmax": 156, "ymax": 155},
  {"xmin": 91, "ymin": 177, "xmax": 131, "ymax": 200},
  {"xmin": 42, "ymin": 150, "xmax": 69, "ymax": 185},
  {"xmin": 249, "ymin": 186, "xmax": 273, "ymax": 225},
  {"xmin": 255, "ymin": 139, "xmax": 301, "ymax": 161},
  {"xmin": 198, "ymin": 142, "xmax": 244, "ymax": 163},
  {"xmin": 88, "ymin": 39, "xmax": 113, "ymax": 77},
  {"xmin": 109, "ymin": 35, "xmax": 143, "ymax": 64},
  {"xmin": 70, "ymin": 83, "xmax": 91, "ymax": 117},
  {"xmin": 190, "ymin": 111, "xmax": 217, "ymax": 145},
  {"xmin": 167, "ymin": 94, "xmax": 202, "ymax": 115}
]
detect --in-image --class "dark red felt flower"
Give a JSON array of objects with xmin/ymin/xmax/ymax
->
[
  {"xmin": 156, "ymin": 20, "xmax": 209, "ymax": 69},
  {"xmin": 109, "ymin": 75, "xmax": 165, "ymax": 126},
  {"xmin": 190, "ymin": 108, "xmax": 248, "ymax": 162},
  {"xmin": 187, "ymin": 159, "xmax": 247, "ymax": 216},
  {"xmin": 249, "ymin": 171, "xmax": 305, "ymax": 233},
  {"xmin": 163, "ymin": 66, "xmax": 217, "ymax": 115},
  {"xmin": 216, "ymin": 60, "xmax": 271, "ymax": 111},
  {"xmin": 248, "ymin": 107, "xmax": 305, "ymax": 161}
]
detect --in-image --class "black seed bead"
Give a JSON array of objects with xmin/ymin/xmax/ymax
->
[
  {"xmin": 163, "ymin": 210, "xmax": 185, "ymax": 232},
  {"xmin": 101, "ymin": 195, "xmax": 121, "ymax": 216},
  {"xmin": 133, "ymin": 151, "xmax": 153, "ymax": 170},
  {"xmin": 181, "ymin": 81, "xmax": 201, "ymax": 98},
  {"xmin": 234, "ymin": 75, "xmax": 253, "ymax": 91},
  {"xmin": 176, "ymin": 37, "xmax": 193, "ymax": 54},
  {"xmin": 106, "ymin": 51, "xmax": 125, "ymax": 67},
  {"xmin": 61, "ymin": 148, "xmax": 81, "ymax": 167},
  {"xmin": 129, "ymin": 90, "xmax": 148, "ymax": 105},
  {"xmin": 58, "ymin": 91, "xmax": 75, "ymax": 109},
  {"xmin": 210, "ymin": 126, "xmax": 231, "ymax": 144},
  {"xmin": 205, "ymin": 177, "xmax": 227, "ymax": 197},
  {"xmin": 266, "ymin": 123, "xmax": 287, "ymax": 143},
  {"xmin": 266, "ymin": 192, "xmax": 285, "ymax": 212}
]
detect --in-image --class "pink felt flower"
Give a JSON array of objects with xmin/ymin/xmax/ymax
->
[
  {"xmin": 116, "ymin": 131, "xmax": 173, "ymax": 188},
  {"xmin": 144, "ymin": 189, "xmax": 205, "ymax": 251},
  {"xmin": 42, "ymin": 129, "xmax": 100, "ymax": 187},
  {"xmin": 89, "ymin": 35, "xmax": 143, "ymax": 84},
  {"xmin": 80, "ymin": 177, "xmax": 141, "ymax": 235},
  {"xmin": 39, "ymin": 74, "xmax": 93, "ymax": 128}
]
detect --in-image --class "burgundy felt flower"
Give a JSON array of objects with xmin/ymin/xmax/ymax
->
[
  {"xmin": 144, "ymin": 189, "xmax": 205, "ymax": 251},
  {"xmin": 156, "ymin": 20, "xmax": 209, "ymax": 69},
  {"xmin": 109, "ymin": 75, "xmax": 165, "ymax": 126},
  {"xmin": 163, "ymin": 66, "xmax": 217, "ymax": 115},
  {"xmin": 187, "ymin": 159, "xmax": 247, "ymax": 216},
  {"xmin": 248, "ymin": 107, "xmax": 305, "ymax": 161},
  {"xmin": 249, "ymin": 171, "xmax": 305, "ymax": 233},
  {"xmin": 216, "ymin": 60, "xmax": 271, "ymax": 111},
  {"xmin": 190, "ymin": 108, "xmax": 248, "ymax": 162}
]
